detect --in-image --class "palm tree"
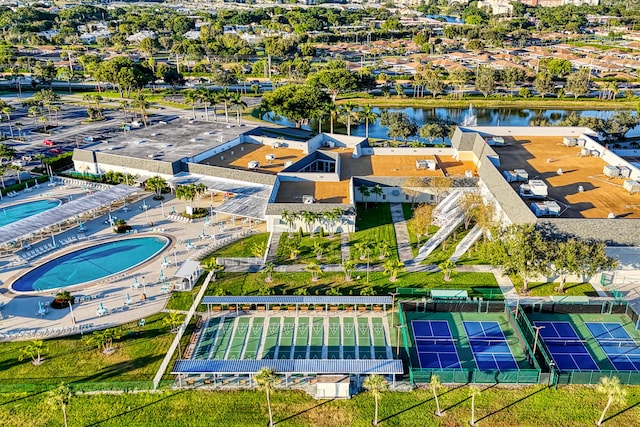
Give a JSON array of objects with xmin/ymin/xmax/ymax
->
[
  {"xmin": 18, "ymin": 340, "xmax": 47, "ymax": 365},
  {"xmin": 15, "ymin": 122, "xmax": 23, "ymax": 140},
  {"xmin": 262, "ymin": 262, "xmax": 275, "ymax": 283},
  {"xmin": 202, "ymin": 257, "xmax": 224, "ymax": 279},
  {"xmin": 162, "ymin": 310, "xmax": 184, "ymax": 332},
  {"xmin": 197, "ymin": 87, "xmax": 212, "ymax": 121},
  {"xmin": 596, "ymin": 376, "xmax": 627, "ymax": 426},
  {"xmin": 363, "ymin": 374, "xmax": 388, "ymax": 426},
  {"xmin": 338, "ymin": 102, "xmax": 359, "ymax": 136},
  {"xmin": 218, "ymin": 88, "xmax": 232, "ymax": 123},
  {"xmin": 176, "ymin": 184, "xmax": 197, "ymax": 204},
  {"xmin": 28, "ymin": 105, "xmax": 41, "ymax": 126},
  {"xmin": 281, "ymin": 210, "xmax": 298, "ymax": 235},
  {"xmin": 358, "ymin": 104, "xmax": 379, "ymax": 138},
  {"xmin": 371, "ymin": 184, "xmax": 383, "ymax": 205},
  {"xmin": 86, "ymin": 328, "xmax": 120, "ymax": 354},
  {"xmin": 342, "ymin": 259, "xmax": 355, "ymax": 281},
  {"xmin": 47, "ymin": 383, "xmax": 73, "ymax": 427},
  {"xmin": 10, "ymin": 164, "xmax": 23, "ymax": 184},
  {"xmin": 231, "ymin": 93, "xmax": 247, "ymax": 125},
  {"xmin": 183, "ymin": 89, "xmax": 198, "ymax": 119},
  {"xmin": 2, "ymin": 105, "xmax": 14, "ymax": 139},
  {"xmin": 430, "ymin": 374, "xmax": 445, "ymax": 417},
  {"xmin": 357, "ymin": 184, "xmax": 370, "ymax": 209},
  {"xmin": 327, "ymin": 103, "xmax": 339, "ymax": 133},
  {"xmin": 119, "ymin": 100, "xmax": 131, "ymax": 122},
  {"xmin": 313, "ymin": 241, "xmax": 324, "ymax": 260},
  {"xmin": 439, "ymin": 259, "xmax": 456, "ymax": 282},
  {"xmin": 306, "ymin": 260, "xmax": 322, "ymax": 282},
  {"xmin": 300, "ymin": 210, "xmax": 317, "ymax": 237},
  {"xmin": 255, "ymin": 367, "xmax": 278, "ymax": 427},
  {"xmin": 469, "ymin": 384, "xmax": 481, "ymax": 426},
  {"xmin": 383, "ymin": 258, "xmax": 404, "ymax": 282},
  {"xmin": 252, "ymin": 241, "xmax": 266, "ymax": 259},
  {"xmin": 377, "ymin": 242, "xmax": 390, "ymax": 260},
  {"xmin": 145, "ymin": 175, "xmax": 167, "ymax": 196},
  {"xmin": 131, "ymin": 94, "xmax": 150, "ymax": 127}
]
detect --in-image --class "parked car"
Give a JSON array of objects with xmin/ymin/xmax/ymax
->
[
  {"xmin": 43, "ymin": 139, "xmax": 56, "ymax": 146},
  {"xmin": 49, "ymin": 148, "xmax": 62, "ymax": 154}
]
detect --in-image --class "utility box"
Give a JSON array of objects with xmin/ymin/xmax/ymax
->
[
  {"xmin": 623, "ymin": 180, "xmax": 640, "ymax": 194},
  {"xmin": 563, "ymin": 137, "xmax": 577, "ymax": 147},
  {"xmin": 603, "ymin": 165, "xmax": 620, "ymax": 178}
]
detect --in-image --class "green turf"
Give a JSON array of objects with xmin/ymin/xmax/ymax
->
[
  {"xmin": 227, "ymin": 318, "xmax": 249, "ymax": 360},
  {"xmin": 2, "ymin": 385, "xmax": 640, "ymax": 427},
  {"xmin": 275, "ymin": 233, "xmax": 342, "ymax": 264},
  {"xmin": 328, "ymin": 317, "xmax": 341, "ymax": 359},
  {"xmin": 350, "ymin": 203, "xmax": 398, "ymax": 263},
  {"xmin": 278, "ymin": 317, "xmax": 295, "ymax": 359},
  {"xmin": 343, "ymin": 317, "xmax": 356, "ymax": 359},
  {"xmin": 517, "ymin": 281, "xmax": 599, "ymax": 297},
  {"xmin": 294, "ymin": 317, "xmax": 309, "ymax": 359},
  {"xmin": 243, "ymin": 317, "xmax": 264, "ymax": 360},
  {"xmin": 371, "ymin": 317, "xmax": 388, "ymax": 359},
  {"xmin": 210, "ymin": 318, "xmax": 235, "ymax": 360},
  {"xmin": 404, "ymin": 311, "xmax": 533, "ymax": 370},
  {"xmin": 310, "ymin": 318, "xmax": 324, "ymax": 359},
  {"xmin": 205, "ymin": 270, "xmax": 500, "ymax": 300},
  {"xmin": 358, "ymin": 318, "xmax": 372, "ymax": 359},
  {"xmin": 207, "ymin": 232, "xmax": 269, "ymax": 258},
  {"xmin": 526, "ymin": 312, "xmax": 640, "ymax": 372},
  {"xmin": 262, "ymin": 318, "xmax": 281, "ymax": 359}
]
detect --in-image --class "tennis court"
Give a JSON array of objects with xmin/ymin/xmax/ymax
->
[
  {"xmin": 412, "ymin": 320, "xmax": 461, "ymax": 369},
  {"xmin": 586, "ymin": 322, "xmax": 640, "ymax": 371},
  {"xmin": 463, "ymin": 321, "xmax": 518, "ymax": 370},
  {"xmin": 534, "ymin": 321, "xmax": 599, "ymax": 371}
]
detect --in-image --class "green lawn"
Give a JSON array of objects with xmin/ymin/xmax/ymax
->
[
  {"xmin": 275, "ymin": 233, "xmax": 342, "ymax": 264},
  {"xmin": 516, "ymin": 281, "xmax": 599, "ymax": 297},
  {"xmin": 1, "ymin": 385, "xmax": 640, "ymax": 426},
  {"xmin": 350, "ymin": 203, "xmax": 398, "ymax": 263},
  {"xmin": 205, "ymin": 271, "xmax": 499, "ymax": 300},
  {"xmin": 166, "ymin": 276, "xmax": 205, "ymax": 311},
  {"xmin": 0, "ymin": 313, "xmax": 177, "ymax": 391},
  {"xmin": 207, "ymin": 233, "xmax": 270, "ymax": 258}
]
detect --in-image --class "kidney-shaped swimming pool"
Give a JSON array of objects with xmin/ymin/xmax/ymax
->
[{"xmin": 11, "ymin": 236, "xmax": 170, "ymax": 293}]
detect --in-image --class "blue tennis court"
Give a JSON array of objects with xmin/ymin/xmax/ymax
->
[
  {"xmin": 535, "ymin": 321, "xmax": 599, "ymax": 371},
  {"xmin": 463, "ymin": 321, "xmax": 518, "ymax": 370},
  {"xmin": 412, "ymin": 320, "xmax": 461, "ymax": 369},
  {"xmin": 586, "ymin": 322, "xmax": 640, "ymax": 371}
]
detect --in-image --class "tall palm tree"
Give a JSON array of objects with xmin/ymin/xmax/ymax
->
[
  {"xmin": 183, "ymin": 89, "xmax": 198, "ymax": 119},
  {"xmin": 145, "ymin": 175, "xmax": 167, "ymax": 196},
  {"xmin": 119, "ymin": 100, "xmax": 131, "ymax": 122},
  {"xmin": 430, "ymin": 374, "xmax": 445, "ymax": 416},
  {"xmin": 202, "ymin": 257, "xmax": 224, "ymax": 279},
  {"xmin": 342, "ymin": 259, "xmax": 355, "ymax": 281},
  {"xmin": 300, "ymin": 210, "xmax": 318, "ymax": 237},
  {"xmin": 2, "ymin": 105, "xmax": 14, "ymax": 138},
  {"xmin": 255, "ymin": 367, "xmax": 278, "ymax": 427},
  {"xmin": 10, "ymin": 164, "xmax": 23, "ymax": 184},
  {"xmin": 357, "ymin": 184, "xmax": 370, "ymax": 209},
  {"xmin": 358, "ymin": 104, "xmax": 378, "ymax": 138},
  {"xmin": 231, "ymin": 93, "xmax": 247, "ymax": 125},
  {"xmin": 371, "ymin": 184, "xmax": 383, "ymax": 204},
  {"xmin": 327, "ymin": 103, "xmax": 339, "ymax": 134},
  {"xmin": 131, "ymin": 94, "xmax": 150, "ymax": 127},
  {"xmin": 338, "ymin": 102, "xmax": 358, "ymax": 136},
  {"xmin": 197, "ymin": 87, "xmax": 213, "ymax": 121},
  {"xmin": 596, "ymin": 376, "xmax": 627, "ymax": 426},
  {"xmin": 363, "ymin": 374, "xmax": 388, "ymax": 426},
  {"xmin": 218, "ymin": 88, "xmax": 232, "ymax": 123},
  {"xmin": 306, "ymin": 260, "xmax": 322, "ymax": 281},
  {"xmin": 469, "ymin": 384, "xmax": 481, "ymax": 426},
  {"xmin": 47, "ymin": 383, "xmax": 73, "ymax": 427}
]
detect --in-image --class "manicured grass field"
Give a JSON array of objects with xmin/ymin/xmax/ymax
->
[
  {"xmin": 350, "ymin": 203, "xmax": 398, "ymax": 263},
  {"xmin": 0, "ymin": 313, "xmax": 178, "ymax": 391},
  {"xmin": 275, "ymin": 233, "xmax": 342, "ymax": 265},
  {"xmin": 206, "ymin": 271, "xmax": 499, "ymax": 300},
  {"xmin": 1, "ymin": 385, "xmax": 639, "ymax": 426},
  {"xmin": 516, "ymin": 281, "xmax": 599, "ymax": 297},
  {"xmin": 208, "ymin": 233, "xmax": 270, "ymax": 258}
]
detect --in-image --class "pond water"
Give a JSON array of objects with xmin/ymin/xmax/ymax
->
[{"xmin": 263, "ymin": 106, "xmax": 636, "ymax": 143}]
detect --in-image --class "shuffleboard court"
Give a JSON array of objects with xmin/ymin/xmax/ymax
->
[
  {"xmin": 194, "ymin": 318, "xmax": 221, "ymax": 359},
  {"xmin": 343, "ymin": 317, "xmax": 356, "ymax": 359},
  {"xmin": 328, "ymin": 317, "xmax": 341, "ymax": 359},
  {"xmin": 227, "ymin": 317, "xmax": 250, "ymax": 360},
  {"xmin": 358, "ymin": 318, "xmax": 373, "ymax": 359},
  {"xmin": 371, "ymin": 317, "xmax": 388, "ymax": 359},
  {"xmin": 278, "ymin": 317, "xmax": 295, "ymax": 359},
  {"xmin": 294, "ymin": 317, "xmax": 309, "ymax": 359},
  {"xmin": 243, "ymin": 318, "xmax": 264, "ymax": 360},
  {"xmin": 309, "ymin": 318, "xmax": 324, "ymax": 359},
  {"xmin": 261, "ymin": 317, "xmax": 281, "ymax": 359},
  {"xmin": 210, "ymin": 318, "xmax": 235, "ymax": 360}
]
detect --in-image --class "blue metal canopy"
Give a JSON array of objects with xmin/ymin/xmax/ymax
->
[
  {"xmin": 172, "ymin": 359, "xmax": 403, "ymax": 375},
  {"xmin": 201, "ymin": 296, "xmax": 393, "ymax": 305}
]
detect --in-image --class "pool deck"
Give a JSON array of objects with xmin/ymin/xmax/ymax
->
[{"xmin": 0, "ymin": 183, "xmax": 264, "ymax": 341}]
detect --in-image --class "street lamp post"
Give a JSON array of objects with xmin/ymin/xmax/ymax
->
[
  {"xmin": 141, "ymin": 276, "xmax": 147, "ymax": 300},
  {"xmin": 68, "ymin": 300, "xmax": 76, "ymax": 325},
  {"xmin": 389, "ymin": 291, "xmax": 399, "ymax": 328}
]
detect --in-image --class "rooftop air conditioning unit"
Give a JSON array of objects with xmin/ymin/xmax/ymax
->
[
  {"xmin": 302, "ymin": 195, "xmax": 315, "ymax": 204},
  {"xmin": 271, "ymin": 142, "xmax": 281, "ymax": 148},
  {"xmin": 248, "ymin": 160, "xmax": 260, "ymax": 169},
  {"xmin": 265, "ymin": 154, "xmax": 276, "ymax": 161},
  {"xmin": 284, "ymin": 160, "xmax": 294, "ymax": 168}
]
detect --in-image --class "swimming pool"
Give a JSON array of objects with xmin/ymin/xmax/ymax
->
[
  {"xmin": 11, "ymin": 236, "xmax": 170, "ymax": 293},
  {"xmin": 0, "ymin": 199, "xmax": 60, "ymax": 227}
]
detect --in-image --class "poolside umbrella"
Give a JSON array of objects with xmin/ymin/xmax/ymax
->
[
  {"xmin": 38, "ymin": 301, "xmax": 44, "ymax": 312},
  {"xmin": 99, "ymin": 302, "xmax": 104, "ymax": 311},
  {"xmin": 132, "ymin": 276, "xmax": 139, "ymax": 288},
  {"xmin": 170, "ymin": 206, "xmax": 176, "ymax": 215},
  {"xmin": 162, "ymin": 256, "xmax": 169, "ymax": 267},
  {"xmin": 25, "ymin": 181, "xmax": 28, "ymax": 189},
  {"xmin": 159, "ymin": 269, "xmax": 165, "ymax": 282},
  {"xmin": 124, "ymin": 293, "xmax": 131, "ymax": 305}
]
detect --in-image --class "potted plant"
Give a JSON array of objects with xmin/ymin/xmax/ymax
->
[
  {"xmin": 113, "ymin": 219, "xmax": 132, "ymax": 234},
  {"xmin": 51, "ymin": 291, "xmax": 75, "ymax": 309}
]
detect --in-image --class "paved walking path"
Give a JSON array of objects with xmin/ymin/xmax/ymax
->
[
  {"xmin": 265, "ymin": 232, "xmax": 281, "ymax": 263},
  {"xmin": 390, "ymin": 203, "xmax": 413, "ymax": 264},
  {"xmin": 340, "ymin": 232, "xmax": 350, "ymax": 262}
]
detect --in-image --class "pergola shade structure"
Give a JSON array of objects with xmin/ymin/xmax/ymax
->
[
  {"xmin": 201, "ymin": 296, "xmax": 393, "ymax": 312},
  {"xmin": 0, "ymin": 184, "xmax": 139, "ymax": 247},
  {"xmin": 173, "ymin": 260, "xmax": 202, "ymax": 290}
]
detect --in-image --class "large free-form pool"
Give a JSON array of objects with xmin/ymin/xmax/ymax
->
[
  {"xmin": 0, "ymin": 199, "xmax": 60, "ymax": 227},
  {"xmin": 11, "ymin": 236, "xmax": 169, "ymax": 292}
]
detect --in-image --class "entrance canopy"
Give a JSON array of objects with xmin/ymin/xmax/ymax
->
[
  {"xmin": 172, "ymin": 359, "xmax": 403, "ymax": 375},
  {"xmin": 0, "ymin": 184, "xmax": 138, "ymax": 247}
]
